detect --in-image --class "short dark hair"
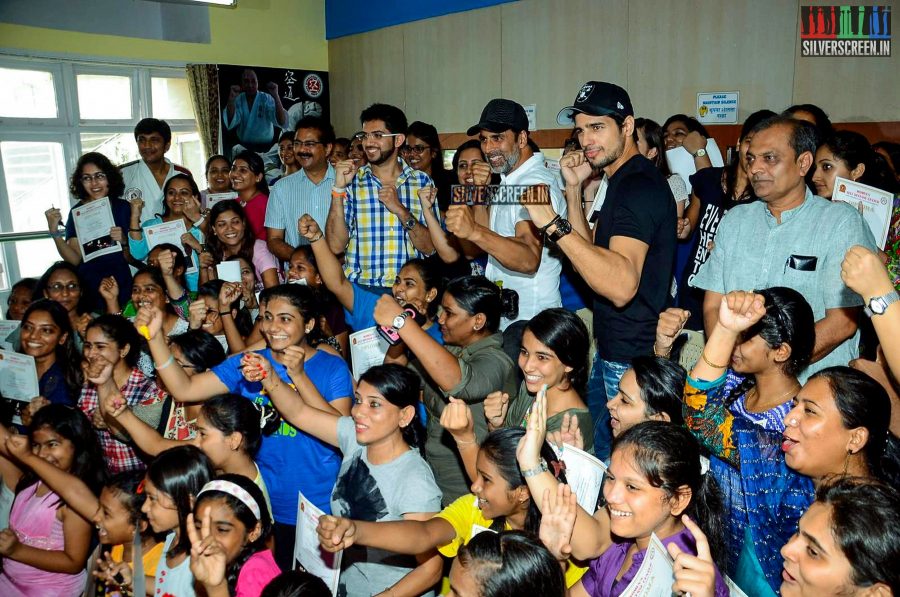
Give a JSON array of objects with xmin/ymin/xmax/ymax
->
[
  {"xmin": 751, "ymin": 115, "xmax": 818, "ymax": 160},
  {"xmin": 134, "ymin": 118, "xmax": 172, "ymax": 144},
  {"xmin": 784, "ymin": 103, "xmax": 834, "ymax": 137},
  {"xmin": 631, "ymin": 356, "xmax": 685, "ymax": 425},
  {"xmin": 662, "ymin": 114, "xmax": 711, "ymax": 138},
  {"xmin": 294, "ymin": 116, "xmax": 336, "ymax": 145},
  {"xmin": 457, "ymin": 531, "xmax": 566, "ymax": 597},
  {"xmin": 360, "ymin": 103, "xmax": 408, "ymax": 135}
]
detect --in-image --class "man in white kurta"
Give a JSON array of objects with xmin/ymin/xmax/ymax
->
[{"xmin": 120, "ymin": 118, "xmax": 191, "ymax": 223}]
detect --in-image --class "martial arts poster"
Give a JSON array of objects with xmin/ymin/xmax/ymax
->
[{"xmin": 217, "ymin": 64, "xmax": 330, "ymax": 173}]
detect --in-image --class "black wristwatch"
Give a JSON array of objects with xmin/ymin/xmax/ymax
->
[
  {"xmin": 403, "ymin": 216, "xmax": 418, "ymax": 230},
  {"xmin": 547, "ymin": 218, "xmax": 573, "ymax": 243}
]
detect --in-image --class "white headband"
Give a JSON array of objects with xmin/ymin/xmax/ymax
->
[{"xmin": 197, "ymin": 480, "xmax": 261, "ymax": 520}]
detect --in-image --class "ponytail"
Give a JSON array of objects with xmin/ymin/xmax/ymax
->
[{"xmin": 358, "ymin": 364, "xmax": 425, "ymax": 455}]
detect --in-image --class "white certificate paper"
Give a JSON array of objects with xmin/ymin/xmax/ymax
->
[
  {"xmin": 348, "ymin": 326, "xmax": 389, "ymax": 380},
  {"xmin": 144, "ymin": 219, "xmax": 198, "ymax": 275},
  {"xmin": 71, "ymin": 197, "xmax": 122, "ymax": 262},
  {"xmin": 831, "ymin": 176, "xmax": 894, "ymax": 249},
  {"xmin": 216, "ymin": 261, "xmax": 242, "ymax": 283},
  {"xmin": 0, "ymin": 350, "xmax": 39, "ymax": 425},
  {"xmin": 555, "ymin": 444, "xmax": 608, "ymax": 513},
  {"xmin": 619, "ymin": 533, "xmax": 676, "ymax": 597},
  {"xmin": 0, "ymin": 320, "xmax": 21, "ymax": 351},
  {"xmin": 206, "ymin": 191, "xmax": 238, "ymax": 210},
  {"xmin": 665, "ymin": 139, "xmax": 725, "ymax": 194},
  {"xmin": 294, "ymin": 492, "xmax": 342, "ymax": 595}
]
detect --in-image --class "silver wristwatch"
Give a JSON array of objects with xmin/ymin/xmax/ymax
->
[
  {"xmin": 392, "ymin": 311, "xmax": 411, "ymax": 329},
  {"xmin": 864, "ymin": 291, "xmax": 900, "ymax": 317}
]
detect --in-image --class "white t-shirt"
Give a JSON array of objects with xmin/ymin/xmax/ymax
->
[
  {"xmin": 484, "ymin": 152, "xmax": 567, "ymax": 328},
  {"xmin": 121, "ymin": 159, "xmax": 180, "ymax": 223}
]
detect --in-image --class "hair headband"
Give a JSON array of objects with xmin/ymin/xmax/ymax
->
[{"xmin": 197, "ymin": 480, "xmax": 261, "ymax": 520}]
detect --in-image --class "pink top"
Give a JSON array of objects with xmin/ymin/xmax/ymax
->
[
  {"xmin": 0, "ymin": 483, "xmax": 85, "ymax": 596},
  {"xmin": 242, "ymin": 192, "xmax": 269, "ymax": 240},
  {"xmin": 251, "ymin": 239, "xmax": 281, "ymax": 289},
  {"xmin": 235, "ymin": 549, "xmax": 281, "ymax": 597}
]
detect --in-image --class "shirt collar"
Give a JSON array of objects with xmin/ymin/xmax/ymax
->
[
  {"xmin": 357, "ymin": 157, "xmax": 415, "ymax": 185},
  {"xmin": 764, "ymin": 187, "xmax": 813, "ymax": 225},
  {"xmin": 299, "ymin": 163, "xmax": 335, "ymax": 184},
  {"xmin": 501, "ymin": 152, "xmax": 545, "ymax": 186}
]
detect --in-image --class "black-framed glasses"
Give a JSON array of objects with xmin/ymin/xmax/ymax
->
[
  {"xmin": 80, "ymin": 172, "xmax": 107, "ymax": 183},
  {"xmin": 401, "ymin": 144, "xmax": 431, "ymax": 155},
  {"xmin": 292, "ymin": 140, "xmax": 324, "ymax": 150},
  {"xmin": 353, "ymin": 132, "xmax": 401, "ymax": 142}
]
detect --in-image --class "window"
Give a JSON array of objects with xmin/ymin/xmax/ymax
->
[
  {"xmin": 76, "ymin": 74, "xmax": 133, "ymax": 120},
  {"xmin": 0, "ymin": 67, "xmax": 58, "ymax": 119},
  {"xmin": 0, "ymin": 56, "xmax": 204, "ymax": 298}
]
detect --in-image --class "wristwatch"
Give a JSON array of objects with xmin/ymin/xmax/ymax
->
[
  {"xmin": 522, "ymin": 462, "xmax": 549, "ymax": 478},
  {"xmin": 693, "ymin": 147, "xmax": 707, "ymax": 158},
  {"xmin": 547, "ymin": 218, "xmax": 573, "ymax": 243},
  {"xmin": 392, "ymin": 311, "xmax": 411, "ymax": 330},
  {"xmin": 864, "ymin": 291, "xmax": 900, "ymax": 317},
  {"xmin": 403, "ymin": 216, "xmax": 418, "ymax": 230}
]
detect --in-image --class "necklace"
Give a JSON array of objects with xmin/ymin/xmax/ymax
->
[{"xmin": 748, "ymin": 383, "xmax": 800, "ymax": 409}]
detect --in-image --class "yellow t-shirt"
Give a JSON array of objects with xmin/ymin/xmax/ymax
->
[
  {"xmin": 435, "ymin": 494, "xmax": 586, "ymax": 587},
  {"xmin": 110, "ymin": 539, "xmax": 165, "ymax": 577}
]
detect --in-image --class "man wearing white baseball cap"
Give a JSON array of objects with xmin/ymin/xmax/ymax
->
[{"xmin": 521, "ymin": 81, "xmax": 677, "ymax": 459}]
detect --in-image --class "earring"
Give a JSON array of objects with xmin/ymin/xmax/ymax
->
[{"xmin": 788, "ymin": 418, "xmax": 798, "ymax": 426}]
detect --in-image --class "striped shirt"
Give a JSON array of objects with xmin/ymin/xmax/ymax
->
[
  {"xmin": 264, "ymin": 165, "xmax": 335, "ymax": 250},
  {"xmin": 342, "ymin": 158, "xmax": 435, "ymax": 287}
]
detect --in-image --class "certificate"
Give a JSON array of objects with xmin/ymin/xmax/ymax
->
[
  {"xmin": 206, "ymin": 191, "xmax": 238, "ymax": 210},
  {"xmin": 0, "ymin": 320, "xmax": 20, "ymax": 350},
  {"xmin": 832, "ymin": 176, "xmax": 894, "ymax": 249},
  {"xmin": 619, "ymin": 533, "xmax": 675, "ymax": 596},
  {"xmin": 0, "ymin": 349, "xmax": 39, "ymax": 426},
  {"xmin": 348, "ymin": 326, "xmax": 389, "ymax": 380},
  {"xmin": 294, "ymin": 492, "xmax": 342, "ymax": 595},
  {"xmin": 216, "ymin": 261, "xmax": 242, "ymax": 283},
  {"xmin": 665, "ymin": 139, "xmax": 725, "ymax": 194},
  {"xmin": 555, "ymin": 444, "xmax": 608, "ymax": 513},
  {"xmin": 144, "ymin": 220, "xmax": 198, "ymax": 275},
  {"xmin": 71, "ymin": 197, "xmax": 122, "ymax": 262}
]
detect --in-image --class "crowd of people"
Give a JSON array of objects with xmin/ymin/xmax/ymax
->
[{"xmin": 0, "ymin": 77, "xmax": 896, "ymax": 597}]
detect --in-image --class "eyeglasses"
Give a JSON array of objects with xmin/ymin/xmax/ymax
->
[
  {"xmin": 47, "ymin": 283, "xmax": 80, "ymax": 294},
  {"xmin": 401, "ymin": 144, "xmax": 431, "ymax": 155},
  {"xmin": 353, "ymin": 132, "xmax": 401, "ymax": 142},
  {"xmin": 292, "ymin": 140, "xmax": 324, "ymax": 150},
  {"xmin": 80, "ymin": 172, "xmax": 107, "ymax": 184}
]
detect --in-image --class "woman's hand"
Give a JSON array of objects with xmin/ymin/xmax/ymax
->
[
  {"xmin": 279, "ymin": 345, "xmax": 307, "ymax": 381},
  {"xmin": 0, "ymin": 528, "xmax": 20, "ymax": 557},
  {"xmin": 484, "ymin": 390, "xmax": 510, "ymax": 429},
  {"xmin": 183, "ymin": 195, "xmax": 203, "ymax": 223},
  {"xmin": 74, "ymin": 313, "xmax": 92, "ymax": 340},
  {"xmin": 440, "ymin": 397, "xmax": 476, "ymax": 444},
  {"xmin": 157, "ymin": 249, "xmax": 176, "ymax": 277},
  {"xmin": 45, "ymin": 207, "xmax": 63, "ymax": 231},
  {"xmin": 134, "ymin": 305, "xmax": 165, "ymax": 341},
  {"xmin": 655, "ymin": 308, "xmax": 690, "ymax": 356},
  {"xmin": 418, "ymin": 186, "xmax": 437, "ymax": 210},
  {"xmin": 187, "ymin": 508, "xmax": 228, "ymax": 588},
  {"xmin": 199, "ymin": 250, "xmax": 216, "ymax": 270},
  {"xmin": 682, "ymin": 131, "xmax": 707, "ymax": 156},
  {"xmin": 717, "ymin": 291, "xmax": 766, "ymax": 334},
  {"xmin": 109, "ymin": 226, "xmax": 125, "ymax": 244},
  {"xmin": 217, "ymin": 282, "xmax": 242, "ymax": 313},
  {"xmin": 516, "ymin": 385, "xmax": 548, "ymax": 470},
  {"xmin": 241, "ymin": 351, "xmax": 275, "ymax": 386},
  {"xmin": 98, "ymin": 385, "xmax": 128, "ymax": 418},
  {"xmin": 21, "ymin": 396, "xmax": 50, "ymax": 427},
  {"xmin": 188, "ymin": 299, "xmax": 209, "ymax": 331},
  {"xmin": 99, "ymin": 276, "xmax": 119, "ymax": 304},
  {"xmin": 373, "ymin": 294, "xmax": 404, "ymax": 328},
  {"xmin": 547, "ymin": 412, "xmax": 584, "ymax": 451},
  {"xmin": 93, "ymin": 549, "xmax": 133, "ymax": 590},
  {"xmin": 538, "ymin": 483, "xmax": 576, "ymax": 561},
  {"xmin": 668, "ymin": 515, "xmax": 716, "ymax": 597},
  {"xmin": 316, "ymin": 515, "xmax": 357, "ymax": 552},
  {"xmin": 84, "ymin": 356, "xmax": 115, "ymax": 387},
  {"xmin": 5, "ymin": 435, "xmax": 32, "ymax": 463},
  {"xmin": 181, "ymin": 233, "xmax": 203, "ymax": 254},
  {"xmin": 841, "ymin": 245, "xmax": 895, "ymax": 301},
  {"xmin": 298, "ymin": 214, "xmax": 323, "ymax": 241}
]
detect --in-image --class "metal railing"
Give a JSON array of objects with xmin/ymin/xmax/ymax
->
[{"xmin": 0, "ymin": 230, "xmax": 54, "ymax": 243}]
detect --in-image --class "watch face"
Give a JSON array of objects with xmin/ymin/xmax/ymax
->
[
  {"xmin": 871, "ymin": 297, "xmax": 887, "ymax": 314},
  {"xmin": 392, "ymin": 315, "xmax": 407, "ymax": 328}
]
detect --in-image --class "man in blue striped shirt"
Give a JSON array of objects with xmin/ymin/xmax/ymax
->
[{"xmin": 325, "ymin": 104, "xmax": 437, "ymax": 290}]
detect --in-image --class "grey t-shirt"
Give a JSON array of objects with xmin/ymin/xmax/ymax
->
[{"xmin": 331, "ymin": 416, "xmax": 442, "ymax": 597}]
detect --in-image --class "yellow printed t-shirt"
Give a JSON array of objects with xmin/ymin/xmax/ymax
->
[
  {"xmin": 111, "ymin": 539, "xmax": 165, "ymax": 577},
  {"xmin": 435, "ymin": 493, "xmax": 586, "ymax": 587}
]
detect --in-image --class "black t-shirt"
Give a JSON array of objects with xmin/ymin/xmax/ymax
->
[{"xmin": 593, "ymin": 155, "xmax": 676, "ymax": 361}]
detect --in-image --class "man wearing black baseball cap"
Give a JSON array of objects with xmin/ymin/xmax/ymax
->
[
  {"xmin": 446, "ymin": 97, "xmax": 567, "ymax": 365},
  {"xmin": 521, "ymin": 81, "xmax": 676, "ymax": 460}
]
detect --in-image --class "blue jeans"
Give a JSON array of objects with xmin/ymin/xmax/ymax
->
[{"xmin": 586, "ymin": 355, "xmax": 630, "ymax": 461}]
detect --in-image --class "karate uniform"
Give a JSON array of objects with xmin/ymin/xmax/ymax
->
[{"xmin": 120, "ymin": 159, "xmax": 191, "ymax": 223}]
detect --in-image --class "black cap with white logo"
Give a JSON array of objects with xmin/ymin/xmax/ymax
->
[
  {"xmin": 557, "ymin": 81, "xmax": 634, "ymax": 125},
  {"xmin": 467, "ymin": 99, "xmax": 530, "ymax": 136}
]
